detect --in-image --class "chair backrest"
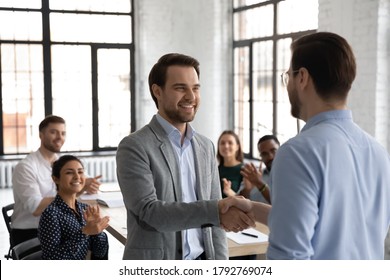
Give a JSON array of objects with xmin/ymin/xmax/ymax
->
[
  {"xmin": 22, "ymin": 250, "xmax": 42, "ymax": 260},
  {"xmin": 2, "ymin": 203, "xmax": 14, "ymax": 233},
  {"xmin": 11, "ymin": 237, "xmax": 41, "ymax": 260}
]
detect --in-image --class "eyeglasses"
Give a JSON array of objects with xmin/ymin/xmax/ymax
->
[{"xmin": 280, "ymin": 70, "xmax": 299, "ymax": 86}]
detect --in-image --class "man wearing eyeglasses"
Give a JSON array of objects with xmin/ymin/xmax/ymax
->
[{"xmin": 226, "ymin": 32, "xmax": 390, "ymax": 259}]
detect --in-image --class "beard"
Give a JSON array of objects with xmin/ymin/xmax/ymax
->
[
  {"xmin": 288, "ymin": 86, "xmax": 301, "ymax": 119},
  {"xmin": 163, "ymin": 105, "xmax": 197, "ymax": 124},
  {"xmin": 42, "ymin": 140, "xmax": 63, "ymax": 153}
]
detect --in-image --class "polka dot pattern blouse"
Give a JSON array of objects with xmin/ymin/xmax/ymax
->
[{"xmin": 38, "ymin": 194, "xmax": 108, "ymax": 260}]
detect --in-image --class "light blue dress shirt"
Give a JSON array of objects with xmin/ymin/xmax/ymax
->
[
  {"xmin": 268, "ymin": 110, "xmax": 390, "ymax": 259},
  {"xmin": 156, "ymin": 114, "xmax": 204, "ymax": 260}
]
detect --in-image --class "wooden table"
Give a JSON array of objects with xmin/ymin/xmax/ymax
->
[
  {"xmin": 100, "ymin": 206, "xmax": 127, "ymax": 245},
  {"xmin": 227, "ymin": 222, "xmax": 269, "ymax": 257}
]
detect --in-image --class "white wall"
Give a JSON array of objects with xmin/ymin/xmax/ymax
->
[
  {"xmin": 133, "ymin": 0, "xmax": 232, "ymax": 144},
  {"xmin": 133, "ymin": 0, "xmax": 390, "ymax": 150},
  {"xmin": 319, "ymin": 0, "xmax": 390, "ymax": 150}
]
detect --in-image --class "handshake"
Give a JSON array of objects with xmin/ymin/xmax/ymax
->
[{"xmin": 218, "ymin": 196, "xmax": 270, "ymax": 232}]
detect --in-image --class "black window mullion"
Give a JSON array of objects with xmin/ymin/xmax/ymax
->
[
  {"xmin": 42, "ymin": 0, "xmax": 52, "ymax": 116},
  {"xmin": 272, "ymin": 1, "xmax": 278, "ymax": 135},
  {"xmin": 130, "ymin": 8, "xmax": 136, "ymax": 132},
  {"xmin": 249, "ymin": 44, "xmax": 254, "ymax": 157},
  {"xmin": 91, "ymin": 46, "xmax": 99, "ymax": 150}
]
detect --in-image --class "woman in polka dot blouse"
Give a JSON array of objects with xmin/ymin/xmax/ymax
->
[{"xmin": 38, "ymin": 155, "xmax": 110, "ymax": 260}]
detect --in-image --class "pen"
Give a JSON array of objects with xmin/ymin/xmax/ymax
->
[{"xmin": 241, "ymin": 232, "xmax": 258, "ymax": 238}]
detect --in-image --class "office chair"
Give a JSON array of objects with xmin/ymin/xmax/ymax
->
[
  {"xmin": 22, "ymin": 250, "xmax": 42, "ymax": 260},
  {"xmin": 2, "ymin": 203, "xmax": 14, "ymax": 259},
  {"xmin": 11, "ymin": 237, "xmax": 42, "ymax": 260}
]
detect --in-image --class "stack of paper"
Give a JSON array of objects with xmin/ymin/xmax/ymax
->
[{"xmin": 226, "ymin": 227, "xmax": 268, "ymax": 244}]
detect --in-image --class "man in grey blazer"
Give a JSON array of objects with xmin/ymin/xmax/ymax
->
[{"xmin": 116, "ymin": 53, "xmax": 254, "ymax": 260}]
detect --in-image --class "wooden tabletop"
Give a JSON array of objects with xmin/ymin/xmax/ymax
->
[{"xmin": 227, "ymin": 222, "xmax": 269, "ymax": 257}]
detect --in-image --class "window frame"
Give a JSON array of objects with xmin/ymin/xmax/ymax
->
[
  {"xmin": 233, "ymin": 0, "xmax": 316, "ymax": 159},
  {"xmin": 0, "ymin": 0, "xmax": 135, "ymax": 155}
]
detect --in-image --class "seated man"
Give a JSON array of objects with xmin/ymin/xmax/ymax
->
[
  {"xmin": 241, "ymin": 135, "xmax": 280, "ymax": 204},
  {"xmin": 11, "ymin": 115, "xmax": 101, "ymax": 247}
]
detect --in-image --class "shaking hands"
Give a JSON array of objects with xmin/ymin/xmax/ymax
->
[
  {"xmin": 218, "ymin": 196, "xmax": 271, "ymax": 231},
  {"xmin": 218, "ymin": 196, "xmax": 255, "ymax": 232}
]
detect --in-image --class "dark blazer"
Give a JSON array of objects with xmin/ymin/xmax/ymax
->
[{"xmin": 116, "ymin": 115, "xmax": 228, "ymax": 260}]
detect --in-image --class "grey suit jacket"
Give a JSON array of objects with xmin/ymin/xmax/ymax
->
[{"xmin": 116, "ymin": 115, "xmax": 228, "ymax": 260}]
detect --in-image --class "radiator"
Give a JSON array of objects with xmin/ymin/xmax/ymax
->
[
  {"xmin": 81, "ymin": 156, "xmax": 118, "ymax": 183},
  {"xmin": 0, "ymin": 156, "xmax": 117, "ymax": 189},
  {"xmin": 0, "ymin": 160, "xmax": 18, "ymax": 189}
]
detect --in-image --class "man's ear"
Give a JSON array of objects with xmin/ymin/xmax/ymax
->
[
  {"xmin": 297, "ymin": 67, "xmax": 310, "ymax": 90},
  {"xmin": 151, "ymin": 84, "xmax": 162, "ymax": 100}
]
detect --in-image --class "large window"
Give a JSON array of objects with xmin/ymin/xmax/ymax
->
[
  {"xmin": 233, "ymin": 0, "xmax": 318, "ymax": 158},
  {"xmin": 0, "ymin": 0, "xmax": 134, "ymax": 155}
]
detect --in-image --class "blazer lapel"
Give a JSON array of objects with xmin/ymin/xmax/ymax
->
[
  {"xmin": 149, "ymin": 116, "xmax": 183, "ymax": 202},
  {"xmin": 160, "ymin": 142, "xmax": 183, "ymax": 202},
  {"xmin": 191, "ymin": 136, "xmax": 206, "ymax": 200}
]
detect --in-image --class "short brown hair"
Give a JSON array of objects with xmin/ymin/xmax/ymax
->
[
  {"xmin": 148, "ymin": 53, "xmax": 200, "ymax": 108},
  {"xmin": 291, "ymin": 32, "xmax": 356, "ymax": 101},
  {"xmin": 39, "ymin": 115, "xmax": 65, "ymax": 132}
]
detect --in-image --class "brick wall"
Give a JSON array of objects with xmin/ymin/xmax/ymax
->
[
  {"xmin": 319, "ymin": 0, "xmax": 390, "ymax": 149},
  {"xmin": 319, "ymin": 0, "xmax": 390, "ymax": 260}
]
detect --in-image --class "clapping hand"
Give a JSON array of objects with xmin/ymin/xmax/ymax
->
[
  {"xmin": 82, "ymin": 205, "xmax": 110, "ymax": 235},
  {"xmin": 241, "ymin": 162, "xmax": 266, "ymax": 187},
  {"xmin": 222, "ymin": 178, "xmax": 236, "ymax": 197}
]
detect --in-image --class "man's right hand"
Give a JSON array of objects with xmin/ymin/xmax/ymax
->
[
  {"xmin": 218, "ymin": 196, "xmax": 255, "ymax": 232},
  {"xmin": 84, "ymin": 175, "xmax": 102, "ymax": 194}
]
